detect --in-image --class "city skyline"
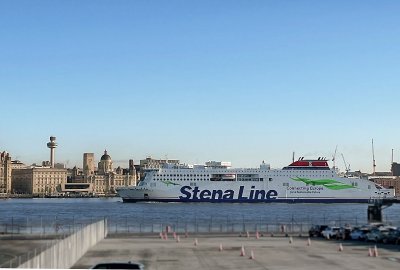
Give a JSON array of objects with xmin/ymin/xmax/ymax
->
[{"xmin": 1, "ymin": 1, "xmax": 400, "ymax": 172}]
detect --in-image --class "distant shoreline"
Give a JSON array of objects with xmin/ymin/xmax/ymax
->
[{"xmin": 4, "ymin": 194, "xmax": 119, "ymax": 199}]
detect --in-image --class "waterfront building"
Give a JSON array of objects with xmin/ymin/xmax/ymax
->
[
  {"xmin": 139, "ymin": 157, "xmax": 180, "ymax": 179},
  {"xmin": 370, "ymin": 176, "xmax": 400, "ymax": 197},
  {"xmin": 11, "ymin": 160, "xmax": 28, "ymax": 170},
  {"xmin": 0, "ymin": 151, "xmax": 12, "ymax": 194},
  {"xmin": 60, "ymin": 182, "xmax": 93, "ymax": 195},
  {"xmin": 83, "ymin": 153, "xmax": 95, "ymax": 176},
  {"xmin": 98, "ymin": 150, "xmax": 113, "ymax": 175},
  {"xmin": 10, "ymin": 135, "xmax": 67, "ymax": 196},
  {"xmin": 12, "ymin": 167, "xmax": 67, "ymax": 196},
  {"xmin": 391, "ymin": 162, "xmax": 400, "ymax": 176},
  {"xmin": 70, "ymin": 150, "xmax": 137, "ymax": 195},
  {"xmin": 140, "ymin": 157, "xmax": 180, "ymax": 169}
]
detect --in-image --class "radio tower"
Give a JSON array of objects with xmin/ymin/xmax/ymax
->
[{"xmin": 47, "ymin": 136, "xmax": 58, "ymax": 168}]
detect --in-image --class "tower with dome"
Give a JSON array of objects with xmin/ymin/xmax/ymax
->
[{"xmin": 79, "ymin": 150, "xmax": 137, "ymax": 196}]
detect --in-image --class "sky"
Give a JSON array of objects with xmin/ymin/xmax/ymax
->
[{"xmin": 0, "ymin": 0, "xmax": 399, "ymax": 172}]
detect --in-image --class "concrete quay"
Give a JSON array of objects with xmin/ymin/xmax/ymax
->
[
  {"xmin": 0, "ymin": 235, "xmax": 59, "ymax": 267},
  {"xmin": 73, "ymin": 233, "xmax": 400, "ymax": 270}
]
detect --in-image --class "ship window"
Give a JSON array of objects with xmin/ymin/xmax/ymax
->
[{"xmin": 269, "ymin": 178, "xmax": 272, "ymax": 181}]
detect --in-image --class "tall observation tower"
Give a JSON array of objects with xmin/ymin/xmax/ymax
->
[{"xmin": 46, "ymin": 136, "xmax": 58, "ymax": 168}]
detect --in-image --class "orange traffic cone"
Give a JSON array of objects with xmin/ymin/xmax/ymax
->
[
  {"xmin": 249, "ymin": 250, "xmax": 255, "ymax": 260},
  {"xmin": 194, "ymin": 238, "xmax": 198, "ymax": 246},
  {"xmin": 240, "ymin": 245, "xmax": 246, "ymax": 256},
  {"xmin": 373, "ymin": 245, "xmax": 378, "ymax": 257},
  {"xmin": 338, "ymin": 243, "xmax": 343, "ymax": 252},
  {"xmin": 307, "ymin": 238, "xmax": 311, "ymax": 246},
  {"xmin": 219, "ymin": 243, "xmax": 223, "ymax": 251},
  {"xmin": 368, "ymin": 247, "xmax": 373, "ymax": 257}
]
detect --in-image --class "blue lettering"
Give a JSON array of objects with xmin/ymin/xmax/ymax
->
[
  {"xmin": 192, "ymin": 186, "xmax": 200, "ymax": 200},
  {"xmin": 211, "ymin": 190, "xmax": 223, "ymax": 200},
  {"xmin": 200, "ymin": 189, "xmax": 211, "ymax": 199},
  {"xmin": 180, "ymin": 186, "xmax": 277, "ymax": 201},
  {"xmin": 222, "ymin": 190, "xmax": 234, "ymax": 200},
  {"xmin": 249, "ymin": 186, "xmax": 256, "ymax": 199},
  {"xmin": 179, "ymin": 186, "xmax": 192, "ymax": 199},
  {"xmin": 254, "ymin": 190, "xmax": 266, "ymax": 200},
  {"xmin": 238, "ymin": 186, "xmax": 248, "ymax": 200},
  {"xmin": 266, "ymin": 190, "xmax": 278, "ymax": 199}
]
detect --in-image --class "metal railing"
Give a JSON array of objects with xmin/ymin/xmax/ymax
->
[
  {"xmin": 1, "ymin": 214, "xmax": 400, "ymax": 236},
  {"xmin": 0, "ymin": 219, "xmax": 107, "ymax": 269}
]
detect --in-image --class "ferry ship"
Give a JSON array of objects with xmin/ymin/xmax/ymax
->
[{"xmin": 116, "ymin": 158, "xmax": 395, "ymax": 203}]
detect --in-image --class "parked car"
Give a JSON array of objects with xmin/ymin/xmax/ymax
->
[
  {"xmin": 366, "ymin": 228, "xmax": 393, "ymax": 242},
  {"xmin": 350, "ymin": 228, "xmax": 370, "ymax": 241},
  {"xmin": 309, "ymin": 225, "xmax": 329, "ymax": 237},
  {"xmin": 338, "ymin": 226, "xmax": 353, "ymax": 240},
  {"xmin": 382, "ymin": 229, "xmax": 400, "ymax": 244},
  {"xmin": 321, "ymin": 226, "xmax": 340, "ymax": 239},
  {"xmin": 91, "ymin": 262, "xmax": 144, "ymax": 269}
]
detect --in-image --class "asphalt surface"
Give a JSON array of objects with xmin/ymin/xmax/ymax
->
[
  {"xmin": 72, "ymin": 233, "xmax": 400, "ymax": 270},
  {"xmin": 0, "ymin": 234, "xmax": 59, "ymax": 267}
]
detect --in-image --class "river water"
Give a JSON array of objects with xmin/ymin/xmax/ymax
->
[{"xmin": 1, "ymin": 198, "xmax": 399, "ymax": 228}]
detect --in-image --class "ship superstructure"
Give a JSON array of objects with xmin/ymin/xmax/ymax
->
[{"xmin": 117, "ymin": 158, "xmax": 395, "ymax": 203}]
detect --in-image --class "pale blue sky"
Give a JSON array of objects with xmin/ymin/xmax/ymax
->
[{"xmin": 0, "ymin": 1, "xmax": 399, "ymax": 172}]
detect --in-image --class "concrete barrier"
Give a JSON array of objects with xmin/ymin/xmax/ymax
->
[{"xmin": 17, "ymin": 219, "xmax": 107, "ymax": 269}]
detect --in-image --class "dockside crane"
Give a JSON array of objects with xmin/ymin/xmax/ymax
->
[
  {"xmin": 372, "ymin": 139, "xmax": 376, "ymax": 176},
  {"xmin": 341, "ymin": 153, "xmax": 350, "ymax": 174},
  {"xmin": 332, "ymin": 145, "xmax": 338, "ymax": 170}
]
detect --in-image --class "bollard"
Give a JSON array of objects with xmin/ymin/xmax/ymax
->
[
  {"xmin": 368, "ymin": 247, "xmax": 373, "ymax": 257},
  {"xmin": 249, "ymin": 250, "xmax": 255, "ymax": 260},
  {"xmin": 373, "ymin": 245, "xmax": 379, "ymax": 257},
  {"xmin": 240, "ymin": 245, "xmax": 246, "ymax": 257}
]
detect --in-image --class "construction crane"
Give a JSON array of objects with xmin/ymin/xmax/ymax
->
[
  {"xmin": 332, "ymin": 145, "xmax": 338, "ymax": 170},
  {"xmin": 341, "ymin": 153, "xmax": 350, "ymax": 174},
  {"xmin": 372, "ymin": 139, "xmax": 376, "ymax": 176}
]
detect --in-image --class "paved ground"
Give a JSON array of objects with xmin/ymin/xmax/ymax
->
[
  {"xmin": 73, "ymin": 233, "xmax": 400, "ymax": 270},
  {"xmin": 0, "ymin": 234, "xmax": 61, "ymax": 267}
]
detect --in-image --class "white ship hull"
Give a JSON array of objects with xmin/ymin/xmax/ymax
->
[{"xmin": 117, "ymin": 159, "xmax": 395, "ymax": 203}]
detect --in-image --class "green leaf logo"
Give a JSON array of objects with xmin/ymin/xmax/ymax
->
[
  {"xmin": 290, "ymin": 177, "xmax": 354, "ymax": 190},
  {"xmin": 160, "ymin": 180, "xmax": 181, "ymax": 187}
]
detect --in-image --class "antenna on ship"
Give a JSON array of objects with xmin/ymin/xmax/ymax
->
[
  {"xmin": 292, "ymin": 152, "xmax": 295, "ymax": 163},
  {"xmin": 372, "ymin": 139, "xmax": 376, "ymax": 176}
]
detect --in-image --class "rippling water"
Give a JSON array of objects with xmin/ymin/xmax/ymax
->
[{"xmin": 1, "ymin": 198, "xmax": 399, "ymax": 228}]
